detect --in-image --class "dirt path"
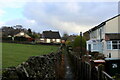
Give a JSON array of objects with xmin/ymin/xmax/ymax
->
[
  {"xmin": 56, "ymin": 48, "xmax": 75, "ymax": 80},
  {"xmin": 64, "ymin": 53, "xmax": 74, "ymax": 80}
]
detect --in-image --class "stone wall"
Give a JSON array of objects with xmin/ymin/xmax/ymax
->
[{"xmin": 2, "ymin": 51, "xmax": 62, "ymax": 80}]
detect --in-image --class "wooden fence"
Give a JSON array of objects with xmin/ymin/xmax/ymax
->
[
  {"xmin": 102, "ymin": 71, "xmax": 115, "ymax": 80},
  {"xmin": 91, "ymin": 65, "xmax": 115, "ymax": 80},
  {"xmin": 68, "ymin": 51, "xmax": 91, "ymax": 80},
  {"xmin": 68, "ymin": 51, "xmax": 114, "ymax": 80}
]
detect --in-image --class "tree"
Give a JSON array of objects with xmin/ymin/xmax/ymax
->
[
  {"xmin": 72, "ymin": 36, "xmax": 86, "ymax": 55},
  {"xmin": 62, "ymin": 32, "xmax": 69, "ymax": 41},
  {"xmin": 73, "ymin": 36, "xmax": 86, "ymax": 48},
  {"xmin": 13, "ymin": 25, "xmax": 23, "ymax": 29},
  {"xmin": 28, "ymin": 28, "xmax": 32, "ymax": 34}
]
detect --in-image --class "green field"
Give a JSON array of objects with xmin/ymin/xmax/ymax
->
[{"xmin": 2, "ymin": 43, "xmax": 59, "ymax": 68}]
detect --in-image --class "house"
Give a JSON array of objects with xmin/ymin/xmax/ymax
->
[
  {"xmin": 40, "ymin": 30, "xmax": 61, "ymax": 44},
  {"xmin": 66, "ymin": 35, "xmax": 77, "ymax": 42},
  {"xmin": 14, "ymin": 31, "xmax": 31, "ymax": 38},
  {"xmin": 84, "ymin": 14, "xmax": 120, "ymax": 58},
  {"xmin": 13, "ymin": 31, "xmax": 34, "ymax": 42}
]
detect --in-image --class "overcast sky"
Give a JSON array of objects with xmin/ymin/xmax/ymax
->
[{"xmin": 0, "ymin": 0, "xmax": 119, "ymax": 35}]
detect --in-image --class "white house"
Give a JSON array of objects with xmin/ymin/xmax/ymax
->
[
  {"xmin": 85, "ymin": 14, "xmax": 120, "ymax": 58},
  {"xmin": 40, "ymin": 30, "xmax": 61, "ymax": 44},
  {"xmin": 14, "ymin": 31, "xmax": 31, "ymax": 38}
]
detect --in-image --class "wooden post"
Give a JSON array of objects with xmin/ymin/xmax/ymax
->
[{"xmin": 80, "ymin": 32, "xmax": 82, "ymax": 57}]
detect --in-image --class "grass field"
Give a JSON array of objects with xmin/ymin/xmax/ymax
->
[{"xmin": 2, "ymin": 43, "xmax": 59, "ymax": 68}]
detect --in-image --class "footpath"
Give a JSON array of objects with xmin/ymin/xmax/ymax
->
[{"xmin": 61, "ymin": 48, "xmax": 75, "ymax": 80}]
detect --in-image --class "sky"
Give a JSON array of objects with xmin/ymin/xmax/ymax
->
[{"xmin": 0, "ymin": 0, "xmax": 119, "ymax": 35}]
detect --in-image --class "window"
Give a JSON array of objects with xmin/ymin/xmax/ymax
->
[
  {"xmin": 118, "ymin": 41, "xmax": 120, "ymax": 49},
  {"xmin": 112, "ymin": 41, "xmax": 118, "ymax": 49},
  {"xmin": 93, "ymin": 44, "xmax": 97, "ymax": 50},
  {"xmin": 88, "ymin": 44, "xmax": 91, "ymax": 51},
  {"xmin": 56, "ymin": 39, "xmax": 60, "ymax": 42},
  {"xmin": 107, "ymin": 41, "xmax": 112, "ymax": 50},
  {"xmin": 52, "ymin": 39, "xmax": 55, "ymax": 41},
  {"xmin": 107, "ymin": 41, "xmax": 120, "ymax": 50},
  {"xmin": 112, "ymin": 41, "xmax": 120, "ymax": 50},
  {"xmin": 20, "ymin": 32, "xmax": 24, "ymax": 35}
]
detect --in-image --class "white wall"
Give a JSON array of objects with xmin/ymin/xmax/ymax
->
[
  {"xmin": 105, "ymin": 16, "xmax": 119, "ymax": 33},
  {"xmin": 103, "ymin": 41, "xmax": 120, "ymax": 58},
  {"xmin": 46, "ymin": 39, "xmax": 51, "ymax": 43},
  {"xmin": 90, "ymin": 16, "xmax": 119, "ymax": 40},
  {"xmin": 56, "ymin": 39, "xmax": 61, "ymax": 43},
  {"xmin": 104, "ymin": 50, "xmax": 119, "ymax": 58},
  {"xmin": 119, "ymin": 50, "xmax": 120, "ymax": 58},
  {"xmin": 90, "ymin": 30, "xmax": 97, "ymax": 39},
  {"xmin": 90, "ymin": 26, "xmax": 105, "ymax": 40},
  {"xmin": 118, "ymin": 17, "xmax": 120, "ymax": 32}
]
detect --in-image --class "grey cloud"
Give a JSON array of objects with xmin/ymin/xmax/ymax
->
[{"xmin": 18, "ymin": 2, "xmax": 119, "ymax": 34}]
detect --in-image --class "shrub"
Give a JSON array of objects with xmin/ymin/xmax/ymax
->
[
  {"xmin": 73, "ymin": 36, "xmax": 86, "ymax": 49},
  {"xmin": 72, "ymin": 36, "xmax": 86, "ymax": 55},
  {"xmin": 14, "ymin": 36, "xmax": 27, "ymax": 41},
  {"xmin": 65, "ymin": 40, "xmax": 73, "ymax": 46}
]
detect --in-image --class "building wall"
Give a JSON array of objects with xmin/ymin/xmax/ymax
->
[
  {"xmin": 90, "ymin": 30, "xmax": 97, "ymax": 39},
  {"xmin": 105, "ymin": 16, "xmax": 119, "ymax": 33},
  {"xmin": 119, "ymin": 50, "xmax": 120, "ymax": 58},
  {"xmin": 119, "ymin": 16, "xmax": 120, "ymax": 32},
  {"xmin": 103, "ymin": 16, "xmax": 120, "ymax": 58},
  {"xmin": 90, "ymin": 16, "xmax": 119, "ymax": 40},
  {"xmin": 40, "ymin": 38, "xmax": 61, "ymax": 43},
  {"xmin": 56, "ymin": 39, "xmax": 61, "ymax": 43},
  {"xmin": 90, "ymin": 26, "xmax": 105, "ymax": 40},
  {"xmin": 103, "ymin": 41, "xmax": 120, "ymax": 58},
  {"xmin": 46, "ymin": 39, "xmax": 51, "ymax": 43},
  {"xmin": 104, "ymin": 50, "xmax": 119, "ymax": 58}
]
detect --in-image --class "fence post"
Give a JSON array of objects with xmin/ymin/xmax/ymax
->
[
  {"xmin": 98, "ymin": 64, "xmax": 104, "ymax": 80},
  {"xmin": 80, "ymin": 32, "xmax": 82, "ymax": 58}
]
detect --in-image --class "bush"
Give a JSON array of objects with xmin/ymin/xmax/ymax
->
[
  {"xmin": 72, "ymin": 36, "xmax": 86, "ymax": 55},
  {"xmin": 14, "ymin": 36, "xmax": 27, "ymax": 41},
  {"xmin": 2, "ymin": 37, "xmax": 12, "ymax": 41},
  {"xmin": 65, "ymin": 40, "xmax": 73, "ymax": 46},
  {"xmin": 73, "ymin": 36, "xmax": 86, "ymax": 49}
]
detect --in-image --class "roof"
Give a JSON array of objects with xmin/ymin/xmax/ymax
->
[
  {"xmin": 93, "ymin": 60, "xmax": 105, "ymax": 63},
  {"xmin": 90, "ymin": 22, "xmax": 106, "ymax": 32},
  {"xmin": 86, "ymin": 14, "xmax": 120, "ymax": 32},
  {"xmin": 14, "ymin": 31, "xmax": 31, "ymax": 38},
  {"xmin": 66, "ymin": 35, "xmax": 76, "ymax": 41},
  {"xmin": 105, "ymin": 58, "xmax": 120, "ymax": 61},
  {"xmin": 105, "ymin": 33, "xmax": 120, "ymax": 40},
  {"xmin": 2, "ymin": 27, "xmax": 28, "ymax": 36},
  {"xmin": 42, "ymin": 30, "xmax": 61, "ymax": 39},
  {"xmin": 87, "ymin": 39, "xmax": 101, "ymax": 43}
]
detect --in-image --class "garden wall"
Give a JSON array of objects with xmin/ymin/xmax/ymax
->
[{"xmin": 2, "ymin": 51, "xmax": 62, "ymax": 80}]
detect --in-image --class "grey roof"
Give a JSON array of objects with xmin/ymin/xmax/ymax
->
[
  {"xmin": 2, "ymin": 27, "xmax": 28, "ymax": 36},
  {"xmin": 42, "ymin": 31, "xmax": 61, "ymax": 39},
  {"xmin": 105, "ymin": 58, "xmax": 120, "ymax": 60}
]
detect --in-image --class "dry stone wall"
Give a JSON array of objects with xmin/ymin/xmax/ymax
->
[{"xmin": 2, "ymin": 51, "xmax": 62, "ymax": 80}]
